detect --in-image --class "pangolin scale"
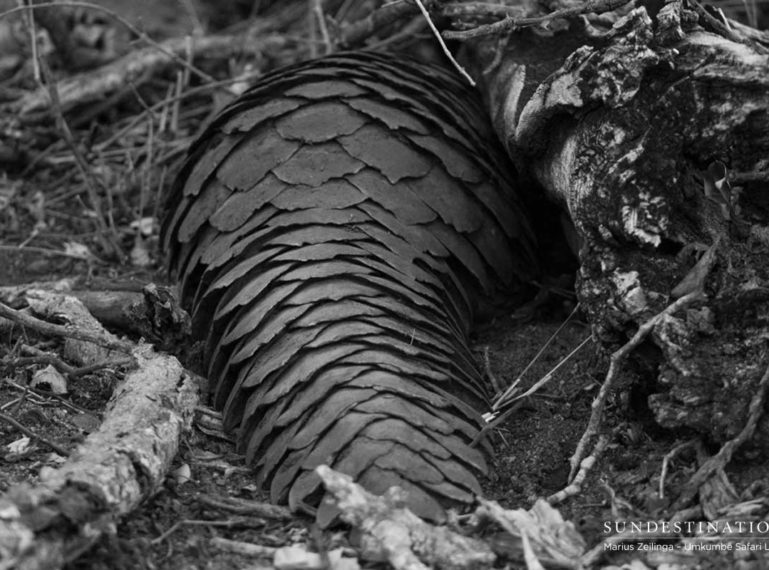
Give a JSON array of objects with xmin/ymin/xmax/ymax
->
[{"xmin": 162, "ymin": 51, "xmax": 539, "ymax": 522}]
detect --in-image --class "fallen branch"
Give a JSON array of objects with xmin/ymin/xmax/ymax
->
[
  {"xmin": 0, "ymin": 294, "xmax": 133, "ymax": 354},
  {"xmin": 0, "ymin": 348, "xmax": 196, "ymax": 568},
  {"xmin": 0, "ymin": 281, "xmax": 191, "ymax": 350},
  {"xmin": 0, "ymin": 292, "xmax": 198, "ymax": 569},
  {"xmin": 12, "ymin": 31, "xmax": 284, "ymax": 116}
]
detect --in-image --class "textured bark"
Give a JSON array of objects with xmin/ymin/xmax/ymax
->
[
  {"xmin": 316, "ymin": 465, "xmax": 497, "ymax": 570},
  {"xmin": 70, "ymin": 284, "xmax": 192, "ymax": 350},
  {"xmin": 463, "ymin": 2, "xmax": 769, "ymax": 451},
  {"xmin": 0, "ymin": 282, "xmax": 191, "ymax": 351},
  {"xmin": 0, "ymin": 292, "xmax": 198, "ymax": 570}
]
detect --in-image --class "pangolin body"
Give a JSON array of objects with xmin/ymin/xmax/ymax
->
[{"xmin": 162, "ymin": 51, "xmax": 539, "ymax": 522}]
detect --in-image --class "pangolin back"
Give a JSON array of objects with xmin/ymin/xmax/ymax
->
[{"xmin": 162, "ymin": 51, "xmax": 539, "ymax": 522}]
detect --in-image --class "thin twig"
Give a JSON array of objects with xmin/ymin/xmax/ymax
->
[
  {"xmin": 493, "ymin": 303, "xmax": 581, "ymax": 411},
  {"xmin": 19, "ymin": 0, "xmax": 41, "ymax": 83},
  {"xmin": 93, "ymin": 69, "xmax": 268, "ymax": 153},
  {"xmin": 0, "ymin": 244, "xmax": 101, "ymax": 261},
  {"xmin": 659, "ymin": 440, "xmax": 696, "ymax": 499},
  {"xmin": 196, "ymin": 494, "xmax": 293, "ymax": 520},
  {"xmin": 338, "ymin": 0, "xmax": 419, "ymax": 47},
  {"xmin": 442, "ymin": 2, "xmax": 525, "ymax": 18},
  {"xmin": 7, "ymin": 354, "xmax": 75, "ymax": 375},
  {"xmin": 0, "ymin": 410, "xmax": 69, "ymax": 456},
  {"xmin": 171, "ymin": 70, "xmax": 183, "ymax": 135},
  {"xmin": 689, "ymin": 0, "xmax": 759, "ymax": 48},
  {"xmin": 442, "ymin": 0, "xmax": 632, "ymax": 40},
  {"xmin": 210, "ymin": 537, "xmax": 278, "ymax": 557},
  {"xmin": 413, "ymin": 0, "xmax": 475, "ymax": 86},
  {"xmin": 483, "ymin": 347, "xmax": 503, "ymax": 393},
  {"xmin": 568, "ymin": 290, "xmax": 705, "ymax": 481},
  {"xmin": 730, "ymin": 169, "xmax": 769, "ymax": 183},
  {"xmin": 37, "ymin": 57, "xmax": 124, "ymax": 260},
  {"xmin": 476, "ymin": 334, "xmax": 591, "ymax": 444},
  {"xmin": 548, "ymin": 434, "xmax": 609, "ymax": 504},
  {"xmin": 69, "ymin": 358, "xmax": 134, "ymax": 378},
  {"xmin": 366, "ymin": 15, "xmax": 428, "ymax": 51},
  {"xmin": 152, "ymin": 518, "xmax": 267, "ymax": 546},
  {"xmin": 3, "ymin": 377, "xmax": 96, "ymax": 414},
  {"xmin": 312, "ymin": 0, "xmax": 333, "ymax": 53},
  {"xmin": 0, "ymin": 301, "xmax": 133, "ymax": 353},
  {"xmin": 179, "ymin": 0, "xmax": 205, "ymax": 36},
  {"xmin": 507, "ymin": 335, "xmax": 592, "ymax": 406}
]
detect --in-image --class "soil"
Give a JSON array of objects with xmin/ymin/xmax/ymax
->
[{"xmin": 0, "ymin": 2, "xmax": 767, "ymax": 569}]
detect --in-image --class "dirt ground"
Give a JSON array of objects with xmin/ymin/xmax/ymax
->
[
  {"xmin": 0, "ymin": 247, "xmax": 604, "ymax": 570},
  {"xmin": 0, "ymin": 2, "xmax": 767, "ymax": 569}
]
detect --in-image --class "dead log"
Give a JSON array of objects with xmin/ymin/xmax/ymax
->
[
  {"xmin": 0, "ymin": 291, "xmax": 198, "ymax": 570},
  {"xmin": 459, "ymin": 0, "xmax": 769, "ymax": 479}
]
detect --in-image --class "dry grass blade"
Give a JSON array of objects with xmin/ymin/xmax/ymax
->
[
  {"xmin": 311, "ymin": 0, "xmax": 333, "ymax": 54},
  {"xmin": 492, "ymin": 303, "xmax": 582, "ymax": 411},
  {"xmin": 413, "ymin": 0, "xmax": 475, "ymax": 85},
  {"xmin": 36, "ymin": 57, "xmax": 124, "ymax": 259},
  {"xmin": 478, "ymin": 334, "xmax": 591, "ymax": 444}
]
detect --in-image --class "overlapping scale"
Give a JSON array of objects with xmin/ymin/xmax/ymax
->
[{"xmin": 162, "ymin": 51, "xmax": 539, "ymax": 522}]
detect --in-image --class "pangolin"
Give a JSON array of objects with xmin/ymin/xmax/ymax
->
[{"xmin": 161, "ymin": 51, "xmax": 539, "ymax": 522}]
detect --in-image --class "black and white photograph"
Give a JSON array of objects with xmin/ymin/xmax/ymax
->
[{"xmin": 0, "ymin": 0, "xmax": 767, "ymax": 568}]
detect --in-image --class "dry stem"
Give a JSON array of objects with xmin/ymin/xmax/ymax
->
[
  {"xmin": 0, "ymin": 300, "xmax": 133, "ymax": 353},
  {"xmin": 0, "ymin": 410, "xmax": 69, "ymax": 456},
  {"xmin": 549, "ymin": 434, "xmax": 609, "ymax": 504},
  {"xmin": 441, "ymin": 0, "xmax": 633, "ymax": 39},
  {"xmin": 37, "ymin": 57, "xmax": 123, "ymax": 259},
  {"xmin": 338, "ymin": 1, "xmax": 420, "ymax": 47}
]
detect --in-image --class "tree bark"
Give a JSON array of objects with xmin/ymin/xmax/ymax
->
[
  {"xmin": 0, "ymin": 291, "xmax": 198, "ymax": 570},
  {"xmin": 461, "ymin": 1, "xmax": 769, "ymax": 450}
]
